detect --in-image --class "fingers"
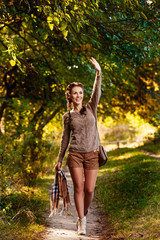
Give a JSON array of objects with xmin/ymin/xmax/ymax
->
[
  {"xmin": 90, "ymin": 57, "xmax": 97, "ymax": 68},
  {"xmin": 90, "ymin": 57, "xmax": 101, "ymax": 72},
  {"xmin": 58, "ymin": 163, "xmax": 62, "ymax": 171},
  {"xmin": 54, "ymin": 162, "xmax": 62, "ymax": 172},
  {"xmin": 90, "ymin": 57, "xmax": 96, "ymax": 64},
  {"xmin": 90, "ymin": 57, "xmax": 99, "ymax": 66}
]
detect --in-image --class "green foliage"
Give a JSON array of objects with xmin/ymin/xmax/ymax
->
[
  {"xmin": 0, "ymin": 174, "xmax": 54, "ymax": 240},
  {"xmin": 0, "ymin": 1, "xmax": 159, "ymax": 237},
  {"xmin": 99, "ymin": 111, "xmax": 156, "ymax": 142},
  {"xmin": 149, "ymin": 113, "xmax": 160, "ymax": 143},
  {"xmin": 0, "ymin": 135, "xmax": 23, "ymax": 192},
  {"xmin": 0, "ymin": 131, "xmax": 59, "ymax": 188},
  {"xmin": 96, "ymin": 147, "xmax": 160, "ymax": 239},
  {"xmin": 0, "ymin": 0, "xmax": 159, "ymax": 186}
]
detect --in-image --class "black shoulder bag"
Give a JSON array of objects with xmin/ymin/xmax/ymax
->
[
  {"xmin": 95, "ymin": 115, "xmax": 108, "ymax": 167},
  {"xmin": 98, "ymin": 144, "xmax": 108, "ymax": 167}
]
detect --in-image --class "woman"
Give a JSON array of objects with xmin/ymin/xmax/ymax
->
[{"xmin": 55, "ymin": 57, "xmax": 102, "ymax": 235}]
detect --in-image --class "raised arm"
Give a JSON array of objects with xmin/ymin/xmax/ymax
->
[{"xmin": 87, "ymin": 57, "xmax": 102, "ymax": 116}]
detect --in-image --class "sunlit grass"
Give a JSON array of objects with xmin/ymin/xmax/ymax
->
[
  {"xmin": 139, "ymin": 142, "xmax": 160, "ymax": 155},
  {"xmin": 96, "ymin": 146, "xmax": 160, "ymax": 239},
  {"xmin": 0, "ymin": 221, "xmax": 45, "ymax": 240},
  {"xmin": 0, "ymin": 174, "xmax": 55, "ymax": 240}
]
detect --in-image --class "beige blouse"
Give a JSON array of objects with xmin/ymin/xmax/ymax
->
[{"xmin": 58, "ymin": 73, "xmax": 102, "ymax": 163}]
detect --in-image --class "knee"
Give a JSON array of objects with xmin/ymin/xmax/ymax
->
[
  {"xmin": 74, "ymin": 184, "xmax": 84, "ymax": 194},
  {"xmin": 84, "ymin": 188, "xmax": 94, "ymax": 196}
]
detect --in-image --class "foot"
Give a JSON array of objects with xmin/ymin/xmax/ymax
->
[{"xmin": 76, "ymin": 216, "xmax": 86, "ymax": 235}]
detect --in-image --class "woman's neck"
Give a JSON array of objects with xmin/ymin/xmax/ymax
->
[{"xmin": 73, "ymin": 104, "xmax": 83, "ymax": 112}]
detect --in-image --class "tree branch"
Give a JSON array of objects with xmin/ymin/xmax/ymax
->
[{"xmin": 38, "ymin": 106, "xmax": 61, "ymax": 132}]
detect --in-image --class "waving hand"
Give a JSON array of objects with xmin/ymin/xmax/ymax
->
[{"xmin": 90, "ymin": 57, "xmax": 101, "ymax": 74}]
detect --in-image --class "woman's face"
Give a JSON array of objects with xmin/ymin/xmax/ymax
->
[{"xmin": 70, "ymin": 86, "xmax": 84, "ymax": 106}]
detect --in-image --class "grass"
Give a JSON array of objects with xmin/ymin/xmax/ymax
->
[
  {"xmin": 139, "ymin": 141, "xmax": 160, "ymax": 155},
  {"xmin": 0, "ymin": 174, "xmax": 55, "ymax": 240},
  {"xmin": 95, "ymin": 146, "xmax": 160, "ymax": 240}
]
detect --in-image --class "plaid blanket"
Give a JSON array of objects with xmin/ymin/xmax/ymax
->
[{"xmin": 49, "ymin": 169, "xmax": 71, "ymax": 217}]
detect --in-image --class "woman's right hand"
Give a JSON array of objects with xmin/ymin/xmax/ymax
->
[{"xmin": 54, "ymin": 162, "xmax": 62, "ymax": 172}]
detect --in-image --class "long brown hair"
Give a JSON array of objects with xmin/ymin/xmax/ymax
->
[{"xmin": 65, "ymin": 82, "xmax": 86, "ymax": 118}]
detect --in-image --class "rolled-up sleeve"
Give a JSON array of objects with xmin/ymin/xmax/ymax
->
[{"xmin": 58, "ymin": 114, "xmax": 71, "ymax": 163}]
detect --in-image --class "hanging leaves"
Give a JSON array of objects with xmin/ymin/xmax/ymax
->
[
  {"xmin": 47, "ymin": 16, "xmax": 54, "ymax": 30},
  {"xmin": 10, "ymin": 60, "xmax": 16, "ymax": 66},
  {"xmin": 62, "ymin": 29, "xmax": 68, "ymax": 38}
]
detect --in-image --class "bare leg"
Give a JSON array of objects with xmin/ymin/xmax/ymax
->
[
  {"xmin": 69, "ymin": 167, "xmax": 84, "ymax": 219},
  {"xmin": 84, "ymin": 169, "xmax": 98, "ymax": 215}
]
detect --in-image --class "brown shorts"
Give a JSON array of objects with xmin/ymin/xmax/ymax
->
[{"xmin": 67, "ymin": 151, "xmax": 99, "ymax": 170}]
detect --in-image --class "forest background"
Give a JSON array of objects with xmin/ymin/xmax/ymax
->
[{"xmin": 0, "ymin": 0, "xmax": 159, "ymax": 239}]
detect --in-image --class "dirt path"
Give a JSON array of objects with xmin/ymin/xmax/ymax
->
[
  {"xmin": 140, "ymin": 149, "xmax": 160, "ymax": 159},
  {"xmin": 40, "ymin": 167, "xmax": 112, "ymax": 240},
  {"xmin": 39, "ymin": 149, "xmax": 159, "ymax": 240}
]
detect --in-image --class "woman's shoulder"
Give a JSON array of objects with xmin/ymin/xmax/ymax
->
[
  {"xmin": 62, "ymin": 110, "xmax": 76, "ymax": 119},
  {"xmin": 86, "ymin": 102, "xmax": 97, "ymax": 117},
  {"xmin": 62, "ymin": 112, "xmax": 70, "ymax": 125},
  {"xmin": 86, "ymin": 102, "xmax": 92, "ymax": 111},
  {"xmin": 63, "ymin": 112, "xmax": 69, "ymax": 117},
  {"xmin": 62, "ymin": 112, "xmax": 70, "ymax": 120}
]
